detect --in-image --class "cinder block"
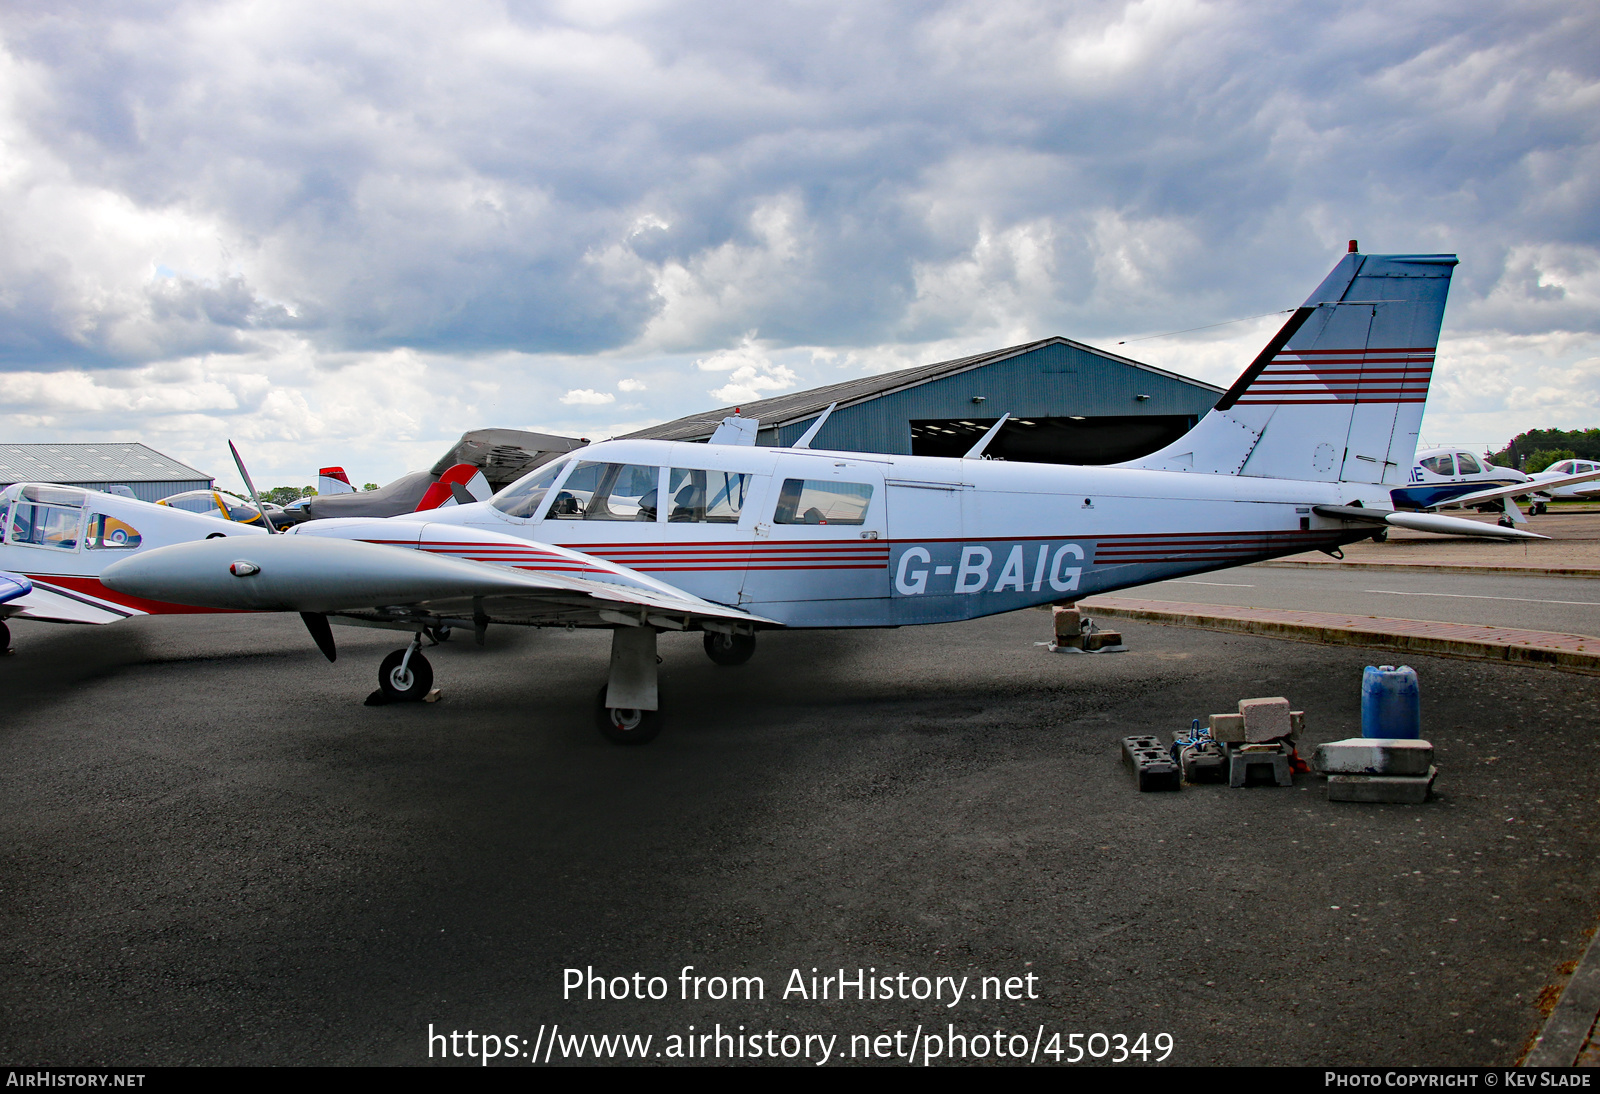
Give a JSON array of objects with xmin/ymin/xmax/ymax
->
[
  {"xmin": 1238, "ymin": 697, "xmax": 1291, "ymax": 742},
  {"xmin": 1052, "ymin": 606, "xmax": 1081, "ymax": 638},
  {"xmin": 1326, "ymin": 767, "xmax": 1437, "ymax": 804},
  {"xmin": 1290, "ymin": 710, "xmax": 1305, "ymax": 736},
  {"xmin": 1180, "ymin": 740, "xmax": 1227, "ymax": 783},
  {"xmin": 1084, "ymin": 630, "xmax": 1122, "ymax": 651},
  {"xmin": 1121, "ymin": 735, "xmax": 1180, "ymax": 792},
  {"xmin": 1209, "ymin": 713, "xmax": 1245, "ymax": 743},
  {"xmin": 1313, "ymin": 738, "xmax": 1434, "ymax": 777}
]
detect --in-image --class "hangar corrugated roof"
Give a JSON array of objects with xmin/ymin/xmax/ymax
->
[
  {"xmin": 622, "ymin": 336, "xmax": 1222, "ymax": 442},
  {"xmin": 0, "ymin": 442, "xmax": 211, "ymax": 485}
]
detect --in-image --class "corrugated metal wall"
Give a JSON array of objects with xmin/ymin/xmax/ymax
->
[
  {"xmin": 757, "ymin": 341, "xmax": 1219, "ymax": 453},
  {"xmin": 0, "ymin": 479, "xmax": 212, "ymax": 503}
]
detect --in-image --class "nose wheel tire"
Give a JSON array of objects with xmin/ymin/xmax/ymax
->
[
  {"xmin": 703, "ymin": 631, "xmax": 756, "ymax": 667},
  {"xmin": 379, "ymin": 648, "xmax": 433, "ymax": 701},
  {"xmin": 595, "ymin": 685, "xmax": 663, "ymax": 745}
]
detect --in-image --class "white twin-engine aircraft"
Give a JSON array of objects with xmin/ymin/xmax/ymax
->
[{"xmin": 64, "ymin": 249, "xmax": 1530, "ymax": 743}]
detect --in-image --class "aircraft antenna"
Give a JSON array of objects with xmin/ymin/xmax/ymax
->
[
  {"xmin": 963, "ymin": 413, "xmax": 1010, "ymax": 459},
  {"xmin": 228, "ymin": 440, "xmax": 279, "ymax": 533},
  {"xmin": 790, "ymin": 403, "xmax": 837, "ymax": 449}
]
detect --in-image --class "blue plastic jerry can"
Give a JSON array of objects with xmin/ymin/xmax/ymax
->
[{"xmin": 1361, "ymin": 665, "xmax": 1421, "ymax": 739}]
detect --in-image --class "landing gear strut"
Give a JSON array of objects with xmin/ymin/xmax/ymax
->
[
  {"xmin": 703, "ymin": 630, "xmax": 756, "ymax": 666},
  {"xmin": 1, "ymin": 620, "xmax": 11, "ymax": 655},
  {"xmin": 596, "ymin": 626, "xmax": 662, "ymax": 744},
  {"xmin": 378, "ymin": 633, "xmax": 433, "ymax": 701}
]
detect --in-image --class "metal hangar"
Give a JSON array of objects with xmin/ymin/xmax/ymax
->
[{"xmin": 625, "ymin": 336, "xmax": 1222, "ymax": 464}]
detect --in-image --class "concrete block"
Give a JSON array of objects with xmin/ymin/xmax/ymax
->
[
  {"xmin": 1084, "ymin": 630, "xmax": 1122, "ymax": 651},
  {"xmin": 1052, "ymin": 606, "xmax": 1082, "ymax": 638},
  {"xmin": 1238, "ymin": 697, "xmax": 1291, "ymax": 742},
  {"xmin": 1313, "ymin": 738, "xmax": 1434, "ymax": 777},
  {"xmin": 1290, "ymin": 710, "xmax": 1305, "ymax": 735},
  {"xmin": 1326, "ymin": 767, "xmax": 1437, "ymax": 804},
  {"xmin": 1226, "ymin": 741, "xmax": 1293, "ymax": 788},
  {"xmin": 1180, "ymin": 740, "xmax": 1226, "ymax": 783},
  {"xmin": 1121, "ymin": 736, "xmax": 1180, "ymax": 792},
  {"xmin": 1209, "ymin": 713, "xmax": 1245, "ymax": 743}
]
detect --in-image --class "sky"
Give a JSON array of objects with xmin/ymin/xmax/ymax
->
[{"xmin": 0, "ymin": 0, "xmax": 1595, "ymax": 490}]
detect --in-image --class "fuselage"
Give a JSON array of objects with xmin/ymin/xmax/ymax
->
[{"xmin": 293, "ymin": 438, "xmax": 1381, "ymax": 628}]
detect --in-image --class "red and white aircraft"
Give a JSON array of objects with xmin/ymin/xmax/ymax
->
[{"xmin": 12, "ymin": 247, "xmax": 1521, "ymax": 742}]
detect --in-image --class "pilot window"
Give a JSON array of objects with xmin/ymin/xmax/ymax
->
[
  {"xmin": 85, "ymin": 514, "xmax": 142, "ymax": 550},
  {"xmin": 667, "ymin": 469, "xmax": 751, "ymax": 524},
  {"xmin": 548, "ymin": 462, "xmax": 662, "ymax": 521},
  {"xmin": 490, "ymin": 460, "xmax": 566, "ymax": 518},
  {"xmin": 1455, "ymin": 453, "xmax": 1482, "ymax": 474},
  {"xmin": 11, "ymin": 503, "xmax": 82, "ymax": 550},
  {"xmin": 1419, "ymin": 454, "xmax": 1455, "ymax": 476},
  {"xmin": 773, "ymin": 479, "xmax": 873, "ymax": 526}
]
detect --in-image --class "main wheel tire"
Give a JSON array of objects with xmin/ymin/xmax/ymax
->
[
  {"xmin": 595, "ymin": 685, "xmax": 663, "ymax": 745},
  {"xmin": 1534, "ymin": 502, "xmax": 1547, "ymax": 515},
  {"xmin": 428, "ymin": 624, "xmax": 452, "ymax": 643},
  {"xmin": 703, "ymin": 631, "xmax": 756, "ymax": 667},
  {"xmin": 378, "ymin": 648, "xmax": 433, "ymax": 701},
  {"xmin": 1369, "ymin": 528, "xmax": 1389, "ymax": 543}
]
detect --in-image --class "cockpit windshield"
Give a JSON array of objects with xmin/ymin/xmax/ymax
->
[{"xmin": 490, "ymin": 460, "xmax": 568, "ymax": 519}]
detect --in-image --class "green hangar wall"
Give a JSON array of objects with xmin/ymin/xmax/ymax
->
[{"xmin": 626, "ymin": 337, "xmax": 1223, "ymax": 465}]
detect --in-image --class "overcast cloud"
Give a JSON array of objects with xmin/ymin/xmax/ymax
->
[{"xmin": 0, "ymin": 0, "xmax": 1595, "ymax": 486}]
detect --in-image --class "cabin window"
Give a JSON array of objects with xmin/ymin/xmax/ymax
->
[
  {"xmin": 85, "ymin": 514, "xmax": 142, "ymax": 550},
  {"xmin": 490, "ymin": 460, "xmax": 566, "ymax": 519},
  {"xmin": 10, "ymin": 503, "xmax": 82, "ymax": 550},
  {"xmin": 667, "ymin": 469, "xmax": 751, "ymax": 524},
  {"xmin": 547, "ymin": 462, "xmax": 661, "ymax": 521},
  {"xmin": 1419, "ymin": 454, "xmax": 1455, "ymax": 476},
  {"xmin": 773, "ymin": 479, "xmax": 873, "ymax": 526},
  {"xmin": 1455, "ymin": 453, "xmax": 1482, "ymax": 474}
]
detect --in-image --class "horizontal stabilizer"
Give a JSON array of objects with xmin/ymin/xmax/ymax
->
[{"xmin": 1313, "ymin": 505, "xmax": 1547, "ymax": 541}]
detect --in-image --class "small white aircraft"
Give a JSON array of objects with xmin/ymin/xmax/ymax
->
[
  {"xmin": 92, "ymin": 247, "xmax": 1551, "ymax": 744},
  {"xmin": 1527, "ymin": 457, "xmax": 1600, "ymax": 503},
  {"xmin": 0, "ymin": 481, "xmax": 267, "ymax": 651},
  {"xmin": 1393, "ymin": 447, "xmax": 1600, "ymax": 525}
]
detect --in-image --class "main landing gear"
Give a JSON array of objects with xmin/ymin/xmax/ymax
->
[
  {"xmin": 377, "ymin": 632, "xmax": 433, "ymax": 702},
  {"xmin": 1, "ymin": 620, "xmax": 11, "ymax": 655},
  {"xmin": 596, "ymin": 625, "xmax": 663, "ymax": 744},
  {"xmin": 703, "ymin": 630, "xmax": 756, "ymax": 666}
]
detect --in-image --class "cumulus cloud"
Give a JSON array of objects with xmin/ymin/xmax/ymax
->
[
  {"xmin": 560, "ymin": 388, "xmax": 616, "ymax": 405},
  {"xmin": 0, "ymin": 0, "xmax": 1595, "ymax": 466}
]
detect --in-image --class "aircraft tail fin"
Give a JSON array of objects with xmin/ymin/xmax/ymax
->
[
  {"xmin": 318, "ymin": 467, "xmax": 356, "ymax": 496},
  {"xmin": 1122, "ymin": 247, "xmax": 1457, "ymax": 485},
  {"xmin": 414, "ymin": 463, "xmax": 492, "ymax": 511}
]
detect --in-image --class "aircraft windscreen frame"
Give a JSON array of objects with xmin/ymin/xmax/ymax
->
[{"xmin": 490, "ymin": 460, "xmax": 569, "ymax": 519}]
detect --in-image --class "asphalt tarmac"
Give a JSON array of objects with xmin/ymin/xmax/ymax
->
[
  {"xmin": 4, "ymin": 607, "xmax": 1599, "ymax": 1067},
  {"xmin": 1143, "ymin": 566, "xmax": 1600, "ymax": 637}
]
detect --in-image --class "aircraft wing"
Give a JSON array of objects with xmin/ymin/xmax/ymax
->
[
  {"xmin": 1446, "ymin": 467, "xmax": 1600, "ymax": 508},
  {"xmin": 1314, "ymin": 505, "xmax": 1546, "ymax": 541},
  {"xmin": 0, "ymin": 575, "xmax": 141, "ymax": 625},
  {"xmin": 99, "ymin": 534, "xmax": 774, "ymax": 632}
]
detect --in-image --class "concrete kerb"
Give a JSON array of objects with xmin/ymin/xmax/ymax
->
[
  {"xmin": 1077, "ymin": 599, "xmax": 1600, "ymax": 677},
  {"xmin": 1256, "ymin": 560, "xmax": 1600, "ymax": 579},
  {"xmin": 1523, "ymin": 927, "xmax": 1600, "ymax": 1066}
]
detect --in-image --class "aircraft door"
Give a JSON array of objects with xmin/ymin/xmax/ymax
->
[{"xmin": 739, "ymin": 460, "xmax": 889, "ymax": 626}]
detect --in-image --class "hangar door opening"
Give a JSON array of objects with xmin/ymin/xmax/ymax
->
[{"xmin": 909, "ymin": 415, "xmax": 1199, "ymax": 465}]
